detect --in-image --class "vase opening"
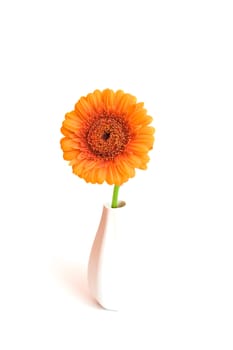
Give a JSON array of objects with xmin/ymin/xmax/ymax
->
[{"xmin": 105, "ymin": 200, "xmax": 126, "ymax": 209}]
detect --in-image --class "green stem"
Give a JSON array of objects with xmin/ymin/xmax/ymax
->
[{"xmin": 111, "ymin": 185, "xmax": 120, "ymax": 208}]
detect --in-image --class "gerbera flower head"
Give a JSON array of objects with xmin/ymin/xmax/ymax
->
[{"xmin": 60, "ymin": 89, "xmax": 155, "ymax": 186}]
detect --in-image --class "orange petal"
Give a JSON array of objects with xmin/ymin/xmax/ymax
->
[
  {"xmin": 63, "ymin": 150, "xmax": 79, "ymax": 161},
  {"xmin": 102, "ymin": 89, "xmax": 114, "ymax": 113},
  {"xmin": 60, "ymin": 126, "xmax": 75, "ymax": 138},
  {"xmin": 87, "ymin": 90, "xmax": 103, "ymax": 114}
]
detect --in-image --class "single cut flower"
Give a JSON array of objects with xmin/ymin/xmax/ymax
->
[{"xmin": 60, "ymin": 89, "xmax": 155, "ymax": 186}]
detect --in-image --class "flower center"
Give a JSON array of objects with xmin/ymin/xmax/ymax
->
[
  {"xmin": 102, "ymin": 131, "xmax": 111, "ymax": 141},
  {"xmin": 87, "ymin": 115, "xmax": 130, "ymax": 160}
]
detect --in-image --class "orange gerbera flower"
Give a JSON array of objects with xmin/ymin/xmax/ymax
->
[{"xmin": 60, "ymin": 89, "xmax": 155, "ymax": 186}]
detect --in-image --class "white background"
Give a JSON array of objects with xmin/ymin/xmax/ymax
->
[{"xmin": 0, "ymin": 0, "xmax": 233, "ymax": 349}]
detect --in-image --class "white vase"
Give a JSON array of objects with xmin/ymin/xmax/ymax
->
[{"xmin": 88, "ymin": 200, "xmax": 126, "ymax": 311}]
